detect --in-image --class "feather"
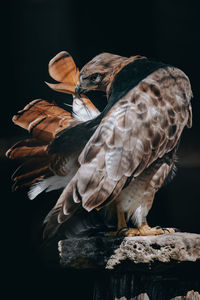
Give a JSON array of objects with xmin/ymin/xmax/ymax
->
[
  {"xmin": 7, "ymin": 93, "xmax": 98, "ymax": 194},
  {"xmin": 28, "ymin": 174, "xmax": 71, "ymax": 200},
  {"xmin": 45, "ymin": 51, "xmax": 78, "ymax": 94},
  {"xmin": 72, "ymin": 95, "xmax": 100, "ymax": 121},
  {"xmin": 38, "ymin": 52, "xmax": 193, "ymax": 239},
  {"xmin": 45, "ymin": 82, "xmax": 76, "ymax": 95},
  {"xmin": 12, "ymin": 99, "xmax": 74, "ymax": 142},
  {"xmin": 48, "ymin": 51, "xmax": 79, "ymax": 87},
  {"xmin": 54, "ymin": 65, "xmax": 192, "ymax": 218},
  {"xmin": 6, "ymin": 139, "xmax": 47, "ymax": 159},
  {"xmin": 7, "ymin": 83, "xmax": 99, "ymax": 198}
]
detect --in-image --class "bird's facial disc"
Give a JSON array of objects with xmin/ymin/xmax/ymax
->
[{"xmin": 75, "ymin": 73, "xmax": 103, "ymax": 95}]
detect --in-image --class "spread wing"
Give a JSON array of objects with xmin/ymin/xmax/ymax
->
[{"xmin": 54, "ymin": 67, "xmax": 192, "ymax": 223}]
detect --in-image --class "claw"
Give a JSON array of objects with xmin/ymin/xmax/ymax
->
[
  {"xmin": 122, "ymin": 223, "xmax": 176, "ymax": 237},
  {"xmin": 105, "ymin": 223, "xmax": 177, "ymax": 237},
  {"xmin": 162, "ymin": 228, "xmax": 171, "ymax": 233},
  {"xmin": 155, "ymin": 226, "xmax": 162, "ymax": 229},
  {"xmin": 117, "ymin": 227, "xmax": 129, "ymax": 235}
]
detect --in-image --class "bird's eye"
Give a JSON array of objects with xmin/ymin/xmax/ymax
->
[{"xmin": 90, "ymin": 73, "xmax": 102, "ymax": 83}]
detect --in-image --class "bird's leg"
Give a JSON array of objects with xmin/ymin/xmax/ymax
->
[
  {"xmin": 105, "ymin": 206, "xmax": 127, "ymax": 236},
  {"xmin": 124, "ymin": 221, "xmax": 175, "ymax": 236},
  {"xmin": 105, "ymin": 199, "xmax": 175, "ymax": 237},
  {"xmin": 117, "ymin": 205, "xmax": 127, "ymax": 231},
  {"xmin": 106, "ymin": 206, "xmax": 138, "ymax": 236}
]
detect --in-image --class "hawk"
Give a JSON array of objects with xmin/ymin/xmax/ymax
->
[{"xmin": 7, "ymin": 52, "xmax": 193, "ymax": 239}]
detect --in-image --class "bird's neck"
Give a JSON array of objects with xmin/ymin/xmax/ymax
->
[{"xmin": 106, "ymin": 55, "xmax": 146, "ymax": 97}]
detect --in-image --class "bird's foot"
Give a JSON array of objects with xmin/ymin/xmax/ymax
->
[
  {"xmin": 105, "ymin": 223, "xmax": 177, "ymax": 237},
  {"xmin": 118, "ymin": 222, "xmax": 176, "ymax": 237}
]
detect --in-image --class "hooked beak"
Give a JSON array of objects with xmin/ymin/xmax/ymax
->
[
  {"xmin": 75, "ymin": 81, "xmax": 85, "ymax": 96},
  {"xmin": 75, "ymin": 81, "xmax": 98, "ymax": 96}
]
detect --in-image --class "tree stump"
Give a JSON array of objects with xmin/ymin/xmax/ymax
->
[{"xmin": 58, "ymin": 233, "xmax": 200, "ymax": 299}]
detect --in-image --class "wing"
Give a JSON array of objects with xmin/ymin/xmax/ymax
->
[{"xmin": 53, "ymin": 66, "xmax": 192, "ymax": 222}]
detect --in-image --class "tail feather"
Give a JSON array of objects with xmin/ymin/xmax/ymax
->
[
  {"xmin": 12, "ymin": 156, "xmax": 51, "ymax": 179},
  {"xmin": 28, "ymin": 176, "xmax": 58, "ymax": 200},
  {"xmin": 12, "ymin": 170, "xmax": 53, "ymax": 192},
  {"xmin": 43, "ymin": 202, "xmax": 81, "ymax": 240},
  {"xmin": 13, "ymin": 165, "xmax": 51, "ymax": 183},
  {"xmin": 12, "ymin": 175, "xmax": 49, "ymax": 192},
  {"xmin": 6, "ymin": 50, "xmax": 101, "ymax": 239},
  {"xmin": 28, "ymin": 172, "xmax": 77, "ymax": 200},
  {"xmin": 47, "ymin": 51, "xmax": 79, "ymax": 93},
  {"xmin": 12, "ymin": 99, "xmax": 74, "ymax": 143},
  {"xmin": 6, "ymin": 139, "xmax": 47, "ymax": 159},
  {"xmin": 6, "ymin": 98, "xmax": 76, "ymax": 193}
]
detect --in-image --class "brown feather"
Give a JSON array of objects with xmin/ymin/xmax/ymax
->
[
  {"xmin": 54, "ymin": 65, "xmax": 192, "ymax": 219},
  {"xmin": 48, "ymin": 51, "xmax": 79, "ymax": 89},
  {"xmin": 41, "ymin": 53, "xmax": 193, "ymax": 239},
  {"xmin": 13, "ymin": 173, "xmax": 52, "ymax": 191},
  {"xmin": 45, "ymin": 82, "xmax": 76, "ymax": 95},
  {"xmin": 13, "ymin": 165, "xmax": 50, "ymax": 182},
  {"xmin": 6, "ymin": 139, "xmax": 48, "ymax": 159},
  {"xmin": 12, "ymin": 99, "xmax": 74, "ymax": 142},
  {"xmin": 12, "ymin": 156, "xmax": 52, "ymax": 179},
  {"xmin": 7, "ymin": 51, "xmax": 101, "ymax": 201}
]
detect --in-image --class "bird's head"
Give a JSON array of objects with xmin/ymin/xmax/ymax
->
[{"xmin": 75, "ymin": 52, "xmax": 142, "ymax": 97}]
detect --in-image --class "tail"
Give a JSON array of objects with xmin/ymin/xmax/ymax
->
[
  {"xmin": 6, "ymin": 51, "xmax": 100, "ymax": 198},
  {"xmin": 6, "ymin": 50, "xmax": 100, "ymax": 239},
  {"xmin": 6, "ymin": 99, "xmax": 77, "ymax": 194}
]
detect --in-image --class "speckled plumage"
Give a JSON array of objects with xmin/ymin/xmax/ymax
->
[
  {"xmin": 48, "ymin": 54, "xmax": 192, "ymax": 235},
  {"xmin": 7, "ymin": 52, "xmax": 193, "ymax": 238}
]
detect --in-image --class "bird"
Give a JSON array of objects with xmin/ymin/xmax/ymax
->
[
  {"xmin": 7, "ymin": 51, "xmax": 193, "ymax": 239},
  {"xmin": 46, "ymin": 52, "xmax": 193, "ymax": 238}
]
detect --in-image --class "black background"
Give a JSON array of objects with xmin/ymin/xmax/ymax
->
[{"xmin": 2, "ymin": 0, "xmax": 200, "ymax": 299}]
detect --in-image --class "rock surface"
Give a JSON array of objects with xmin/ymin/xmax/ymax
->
[{"xmin": 58, "ymin": 232, "xmax": 200, "ymax": 270}]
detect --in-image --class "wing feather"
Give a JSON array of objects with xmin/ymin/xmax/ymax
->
[{"xmin": 55, "ymin": 66, "xmax": 192, "ymax": 220}]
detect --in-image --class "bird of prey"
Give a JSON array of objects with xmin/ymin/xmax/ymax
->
[{"xmin": 7, "ymin": 51, "xmax": 193, "ymax": 239}]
